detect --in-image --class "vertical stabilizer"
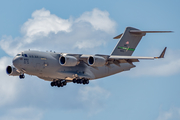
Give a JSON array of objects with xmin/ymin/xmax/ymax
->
[{"xmin": 111, "ymin": 27, "xmax": 146, "ymax": 56}]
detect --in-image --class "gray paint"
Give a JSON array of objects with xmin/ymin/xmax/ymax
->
[{"xmin": 111, "ymin": 27, "xmax": 146, "ymax": 56}]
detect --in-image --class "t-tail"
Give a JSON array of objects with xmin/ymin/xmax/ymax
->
[{"xmin": 111, "ymin": 27, "xmax": 172, "ymax": 56}]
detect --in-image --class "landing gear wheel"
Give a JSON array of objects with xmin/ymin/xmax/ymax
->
[
  {"xmin": 73, "ymin": 79, "xmax": 76, "ymax": 83},
  {"xmin": 80, "ymin": 79, "xmax": 83, "ymax": 84},
  {"xmin": 60, "ymin": 83, "xmax": 64, "ymax": 87},
  {"xmin": 50, "ymin": 79, "xmax": 67, "ymax": 88},
  {"xmin": 57, "ymin": 81, "xmax": 61, "ymax": 87},
  {"xmin": 51, "ymin": 82, "xmax": 55, "ymax": 87},
  {"xmin": 83, "ymin": 80, "xmax": 86, "ymax": 85},
  {"xmin": 19, "ymin": 74, "xmax": 25, "ymax": 79},
  {"xmin": 63, "ymin": 81, "xmax": 67, "ymax": 86},
  {"xmin": 85, "ymin": 80, "xmax": 89, "ymax": 84},
  {"xmin": 77, "ymin": 79, "xmax": 80, "ymax": 84}
]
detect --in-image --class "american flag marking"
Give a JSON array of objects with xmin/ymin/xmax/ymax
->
[{"xmin": 126, "ymin": 41, "xmax": 129, "ymax": 44}]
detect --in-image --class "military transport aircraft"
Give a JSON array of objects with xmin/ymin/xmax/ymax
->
[{"xmin": 6, "ymin": 27, "xmax": 171, "ymax": 88}]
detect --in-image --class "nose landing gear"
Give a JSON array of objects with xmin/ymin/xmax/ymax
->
[{"xmin": 19, "ymin": 74, "xmax": 25, "ymax": 79}]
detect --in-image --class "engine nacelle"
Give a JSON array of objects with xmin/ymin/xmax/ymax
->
[
  {"xmin": 87, "ymin": 56, "xmax": 106, "ymax": 67},
  {"xmin": 59, "ymin": 56, "xmax": 78, "ymax": 66},
  {"xmin": 6, "ymin": 66, "xmax": 21, "ymax": 76}
]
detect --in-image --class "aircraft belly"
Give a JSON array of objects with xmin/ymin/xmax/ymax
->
[
  {"xmin": 88, "ymin": 66, "xmax": 108, "ymax": 79},
  {"xmin": 90, "ymin": 63, "xmax": 135, "ymax": 79},
  {"xmin": 108, "ymin": 63, "xmax": 135, "ymax": 75}
]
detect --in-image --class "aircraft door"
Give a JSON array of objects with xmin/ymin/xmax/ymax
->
[{"xmin": 36, "ymin": 63, "xmax": 40, "ymax": 70}]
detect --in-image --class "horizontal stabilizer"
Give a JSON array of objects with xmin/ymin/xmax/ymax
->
[
  {"xmin": 130, "ymin": 30, "xmax": 173, "ymax": 33},
  {"xmin": 113, "ymin": 33, "xmax": 123, "ymax": 39}
]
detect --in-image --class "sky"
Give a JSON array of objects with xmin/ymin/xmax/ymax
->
[{"xmin": 0, "ymin": 0, "xmax": 180, "ymax": 120}]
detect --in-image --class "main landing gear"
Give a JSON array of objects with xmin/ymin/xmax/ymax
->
[
  {"xmin": 72, "ymin": 78, "xmax": 89, "ymax": 85},
  {"xmin": 50, "ymin": 79, "xmax": 67, "ymax": 87},
  {"xmin": 19, "ymin": 74, "xmax": 25, "ymax": 79},
  {"xmin": 50, "ymin": 78, "xmax": 89, "ymax": 87}
]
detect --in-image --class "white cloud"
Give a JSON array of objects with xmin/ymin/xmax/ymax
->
[
  {"xmin": 0, "ymin": 8, "xmax": 116, "ymax": 56},
  {"xmin": 0, "ymin": 107, "xmax": 43, "ymax": 120},
  {"xmin": 0, "ymin": 57, "xmax": 20, "ymax": 107},
  {"xmin": 122, "ymin": 49, "xmax": 180, "ymax": 77},
  {"xmin": 76, "ymin": 8, "xmax": 116, "ymax": 34},
  {"xmin": 74, "ymin": 38, "xmax": 106, "ymax": 49},
  {"xmin": 78, "ymin": 85, "xmax": 110, "ymax": 115},
  {"xmin": 21, "ymin": 8, "xmax": 72, "ymax": 39},
  {"xmin": 157, "ymin": 107, "xmax": 180, "ymax": 120}
]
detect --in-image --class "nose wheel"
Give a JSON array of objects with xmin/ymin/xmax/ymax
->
[{"xmin": 19, "ymin": 74, "xmax": 25, "ymax": 79}]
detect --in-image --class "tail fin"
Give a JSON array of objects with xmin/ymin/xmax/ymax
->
[
  {"xmin": 111, "ymin": 27, "xmax": 172, "ymax": 56},
  {"xmin": 111, "ymin": 27, "xmax": 145, "ymax": 56}
]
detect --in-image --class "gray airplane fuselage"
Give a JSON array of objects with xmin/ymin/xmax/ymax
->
[{"xmin": 12, "ymin": 50, "xmax": 135, "ymax": 81}]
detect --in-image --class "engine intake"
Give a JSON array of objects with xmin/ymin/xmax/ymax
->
[
  {"xmin": 87, "ymin": 56, "xmax": 106, "ymax": 67},
  {"xmin": 59, "ymin": 56, "xmax": 78, "ymax": 66},
  {"xmin": 6, "ymin": 66, "xmax": 21, "ymax": 76}
]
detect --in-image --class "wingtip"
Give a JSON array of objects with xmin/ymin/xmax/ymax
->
[{"xmin": 158, "ymin": 47, "xmax": 167, "ymax": 58}]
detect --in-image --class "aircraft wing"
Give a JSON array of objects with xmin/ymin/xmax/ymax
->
[
  {"xmin": 79, "ymin": 47, "xmax": 166, "ymax": 60},
  {"xmin": 63, "ymin": 47, "xmax": 166, "ymax": 67},
  {"xmin": 109, "ymin": 47, "xmax": 167, "ymax": 60}
]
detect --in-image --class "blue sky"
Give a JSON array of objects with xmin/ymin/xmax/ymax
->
[{"xmin": 0, "ymin": 0, "xmax": 180, "ymax": 120}]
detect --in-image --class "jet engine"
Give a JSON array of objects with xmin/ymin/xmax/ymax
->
[
  {"xmin": 87, "ymin": 56, "xmax": 106, "ymax": 67},
  {"xmin": 6, "ymin": 66, "xmax": 21, "ymax": 76},
  {"xmin": 59, "ymin": 56, "xmax": 78, "ymax": 66}
]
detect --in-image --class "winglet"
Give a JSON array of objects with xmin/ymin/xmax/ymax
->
[{"xmin": 155, "ymin": 47, "xmax": 167, "ymax": 59}]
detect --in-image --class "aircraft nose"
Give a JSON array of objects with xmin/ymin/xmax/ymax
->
[{"xmin": 13, "ymin": 57, "xmax": 19, "ymax": 67}]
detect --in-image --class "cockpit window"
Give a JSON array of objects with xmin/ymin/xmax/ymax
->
[{"xmin": 16, "ymin": 53, "xmax": 28, "ymax": 57}]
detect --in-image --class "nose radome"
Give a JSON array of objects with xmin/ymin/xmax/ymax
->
[{"xmin": 13, "ymin": 57, "xmax": 19, "ymax": 67}]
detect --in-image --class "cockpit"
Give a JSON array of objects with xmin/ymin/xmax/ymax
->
[
  {"xmin": 16, "ymin": 53, "xmax": 28, "ymax": 57},
  {"xmin": 16, "ymin": 54, "xmax": 21, "ymax": 56}
]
